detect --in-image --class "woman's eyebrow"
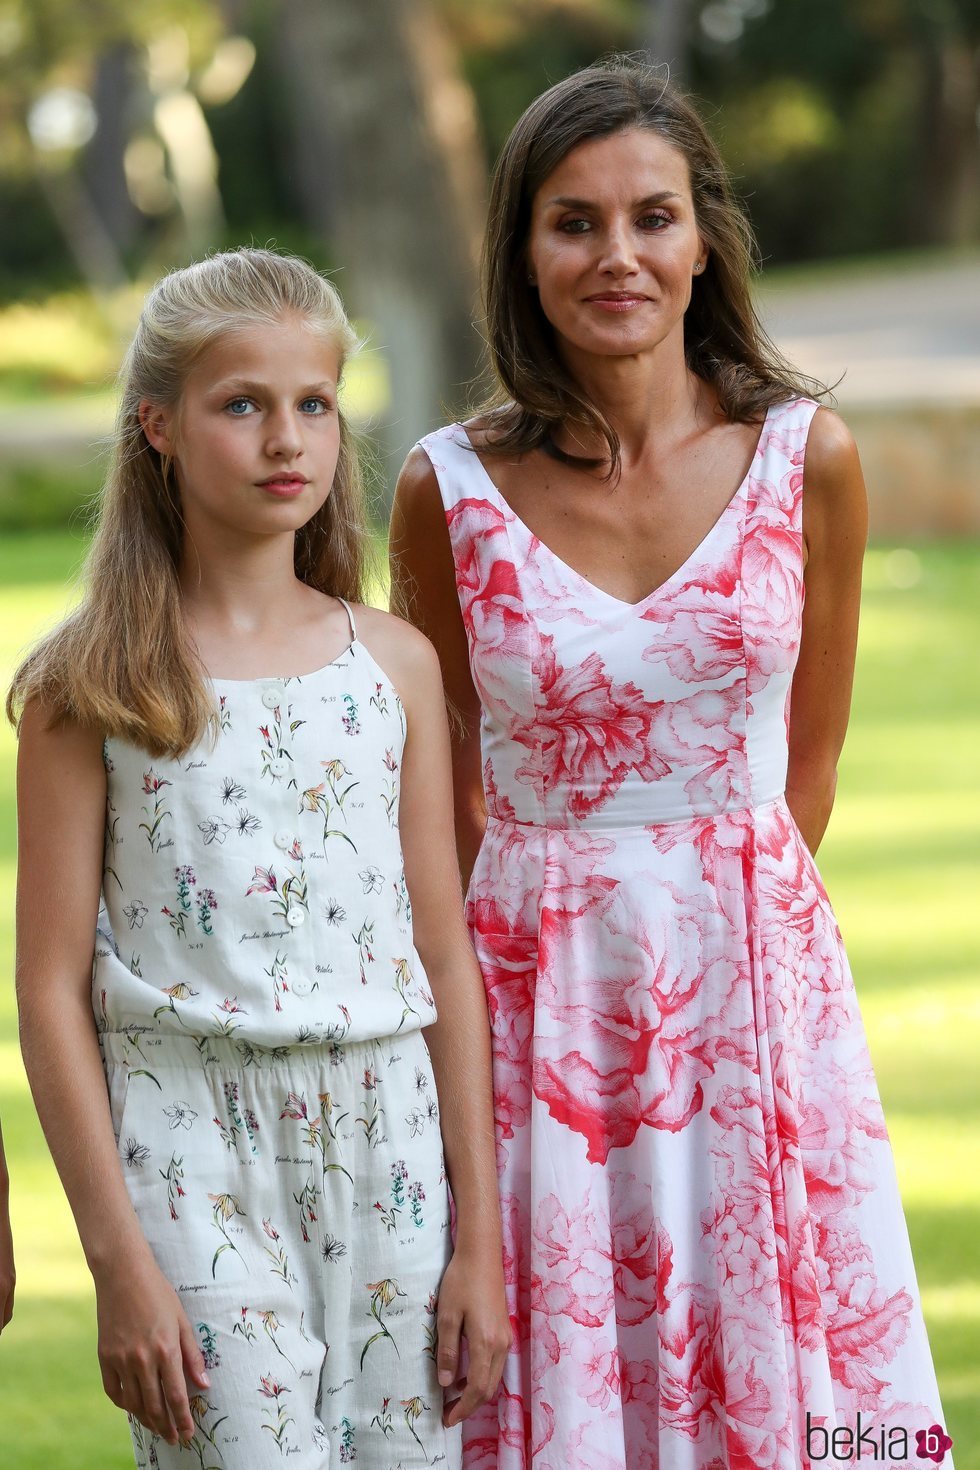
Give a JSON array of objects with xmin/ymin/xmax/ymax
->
[{"xmin": 544, "ymin": 191, "xmax": 682, "ymax": 209}]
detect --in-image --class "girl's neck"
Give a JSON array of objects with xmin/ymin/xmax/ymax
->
[{"xmin": 177, "ymin": 532, "xmax": 305, "ymax": 631}]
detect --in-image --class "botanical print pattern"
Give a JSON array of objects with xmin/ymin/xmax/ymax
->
[
  {"xmin": 95, "ymin": 604, "xmax": 459, "ymax": 1468},
  {"xmin": 420, "ymin": 401, "xmax": 950, "ymax": 1470},
  {"xmin": 95, "ymin": 624, "xmax": 436, "ymax": 1049},
  {"xmin": 106, "ymin": 1031, "xmax": 455, "ymax": 1470}
]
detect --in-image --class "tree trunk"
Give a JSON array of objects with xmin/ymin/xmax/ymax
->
[
  {"xmin": 82, "ymin": 42, "xmax": 142, "ymax": 254},
  {"xmin": 930, "ymin": 37, "xmax": 980, "ymax": 246},
  {"xmin": 639, "ymin": 0, "xmax": 691, "ymax": 80},
  {"xmin": 270, "ymin": 0, "xmax": 487, "ymax": 500}
]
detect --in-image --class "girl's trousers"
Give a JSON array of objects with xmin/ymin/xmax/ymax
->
[{"xmin": 104, "ymin": 1030, "xmax": 461, "ymax": 1469}]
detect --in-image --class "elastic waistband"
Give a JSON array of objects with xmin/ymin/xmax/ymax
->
[{"xmin": 101, "ymin": 1030, "xmax": 397, "ymax": 1072}]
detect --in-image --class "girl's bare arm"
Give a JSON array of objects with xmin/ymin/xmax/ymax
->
[
  {"xmin": 15, "ymin": 702, "xmax": 207, "ymax": 1444},
  {"xmin": 788, "ymin": 409, "xmax": 870, "ymax": 853},
  {"xmin": 358, "ymin": 607, "xmax": 510, "ymax": 1428}
]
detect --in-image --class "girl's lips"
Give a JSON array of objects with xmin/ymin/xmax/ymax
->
[{"xmin": 258, "ymin": 478, "xmax": 308, "ymax": 498}]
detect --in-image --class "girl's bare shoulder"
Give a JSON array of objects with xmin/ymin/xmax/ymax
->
[{"xmin": 351, "ymin": 604, "xmax": 442, "ymax": 699}]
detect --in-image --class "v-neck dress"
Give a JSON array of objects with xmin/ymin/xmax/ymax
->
[{"xmin": 418, "ymin": 399, "xmax": 950, "ymax": 1470}]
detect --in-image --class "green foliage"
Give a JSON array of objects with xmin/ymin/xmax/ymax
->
[
  {"xmin": 0, "ymin": 460, "xmax": 102, "ymax": 532},
  {"xmin": 3, "ymin": 0, "xmax": 976, "ymax": 302}
]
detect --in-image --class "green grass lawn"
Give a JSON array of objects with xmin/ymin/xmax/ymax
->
[{"xmin": 0, "ymin": 533, "xmax": 977, "ymax": 1468}]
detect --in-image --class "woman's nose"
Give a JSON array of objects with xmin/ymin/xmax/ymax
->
[{"xmin": 598, "ymin": 220, "xmax": 639, "ymax": 275}]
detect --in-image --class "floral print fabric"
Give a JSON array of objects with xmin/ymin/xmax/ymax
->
[
  {"xmin": 104, "ymin": 1031, "xmax": 458, "ymax": 1469},
  {"xmin": 94, "ymin": 607, "xmax": 458, "ymax": 1467},
  {"xmin": 95, "ymin": 617, "xmax": 437, "ymax": 1049},
  {"xmin": 419, "ymin": 400, "xmax": 950, "ymax": 1470}
]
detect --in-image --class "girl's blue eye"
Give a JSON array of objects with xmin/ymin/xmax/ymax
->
[
  {"xmin": 300, "ymin": 397, "xmax": 331, "ymax": 414},
  {"xmin": 226, "ymin": 398, "xmax": 253, "ymax": 415}
]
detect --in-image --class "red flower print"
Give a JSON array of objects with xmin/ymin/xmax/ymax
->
[
  {"xmin": 419, "ymin": 404, "xmax": 946, "ymax": 1468},
  {"xmin": 532, "ymin": 889, "xmax": 738, "ymax": 1161},
  {"xmin": 471, "ymin": 908, "xmax": 536, "ymax": 1150},
  {"xmin": 532, "ymin": 1194, "xmax": 613, "ymax": 1328},
  {"xmin": 514, "ymin": 636, "xmax": 671, "ymax": 817}
]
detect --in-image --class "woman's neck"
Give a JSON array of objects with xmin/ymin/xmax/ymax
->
[{"xmin": 554, "ymin": 337, "xmax": 705, "ymax": 467}]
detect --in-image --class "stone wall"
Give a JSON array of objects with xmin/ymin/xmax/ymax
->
[{"xmin": 843, "ymin": 403, "xmax": 980, "ymax": 538}]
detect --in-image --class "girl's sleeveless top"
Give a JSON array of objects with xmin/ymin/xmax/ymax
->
[{"xmin": 93, "ymin": 603, "xmax": 437, "ymax": 1049}]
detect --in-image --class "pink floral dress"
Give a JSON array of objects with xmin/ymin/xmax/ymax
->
[{"xmin": 418, "ymin": 399, "xmax": 951, "ymax": 1470}]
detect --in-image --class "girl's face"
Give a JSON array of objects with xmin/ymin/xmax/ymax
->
[
  {"xmin": 525, "ymin": 127, "xmax": 706, "ymax": 367},
  {"xmin": 141, "ymin": 314, "xmax": 342, "ymax": 543}
]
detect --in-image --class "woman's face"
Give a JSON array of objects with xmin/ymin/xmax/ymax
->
[{"xmin": 526, "ymin": 127, "xmax": 706, "ymax": 366}]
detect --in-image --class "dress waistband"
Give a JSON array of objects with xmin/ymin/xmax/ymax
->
[
  {"xmin": 100, "ymin": 1030, "xmax": 394, "ymax": 1071},
  {"xmin": 486, "ymin": 790, "xmax": 787, "ymax": 833}
]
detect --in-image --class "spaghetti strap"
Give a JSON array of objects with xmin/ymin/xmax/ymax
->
[{"xmin": 336, "ymin": 596, "xmax": 358, "ymax": 643}]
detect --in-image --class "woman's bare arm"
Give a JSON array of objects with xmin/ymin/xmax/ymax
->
[
  {"xmin": 788, "ymin": 408, "xmax": 869, "ymax": 852},
  {"xmin": 0, "ymin": 1118, "xmax": 13, "ymax": 1331},
  {"xmin": 356, "ymin": 606, "xmax": 509, "ymax": 1429},
  {"xmin": 15, "ymin": 702, "xmax": 207, "ymax": 1443},
  {"xmin": 389, "ymin": 447, "xmax": 487, "ymax": 890}
]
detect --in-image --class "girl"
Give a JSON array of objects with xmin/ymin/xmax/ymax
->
[
  {"xmin": 391, "ymin": 57, "xmax": 951, "ymax": 1470},
  {"xmin": 10, "ymin": 248, "xmax": 509, "ymax": 1468}
]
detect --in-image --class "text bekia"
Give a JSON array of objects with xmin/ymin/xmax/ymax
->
[{"xmin": 806, "ymin": 1414, "xmax": 952, "ymax": 1463}]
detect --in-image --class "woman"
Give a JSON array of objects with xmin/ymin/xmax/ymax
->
[{"xmin": 390, "ymin": 57, "xmax": 949, "ymax": 1470}]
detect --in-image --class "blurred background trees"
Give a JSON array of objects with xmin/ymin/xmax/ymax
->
[
  {"xmin": 5, "ymin": 0, "xmax": 977, "ymax": 294},
  {"xmin": 0, "ymin": 0, "xmax": 977, "ymax": 493}
]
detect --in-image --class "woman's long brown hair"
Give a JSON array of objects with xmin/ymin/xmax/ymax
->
[
  {"xmin": 480, "ymin": 55, "xmax": 827, "ymax": 473},
  {"xmin": 7, "ymin": 248, "xmax": 368, "ymax": 757}
]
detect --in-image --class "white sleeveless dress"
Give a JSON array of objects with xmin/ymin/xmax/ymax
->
[
  {"xmin": 94, "ymin": 600, "xmax": 462, "ymax": 1470},
  {"xmin": 418, "ymin": 401, "xmax": 951, "ymax": 1470}
]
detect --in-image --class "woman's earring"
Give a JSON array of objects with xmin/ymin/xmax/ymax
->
[{"xmin": 694, "ymin": 260, "xmax": 703, "ymax": 273}]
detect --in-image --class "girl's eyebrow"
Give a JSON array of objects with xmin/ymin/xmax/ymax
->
[
  {"xmin": 211, "ymin": 379, "xmax": 336, "ymax": 395},
  {"xmin": 544, "ymin": 191, "xmax": 682, "ymax": 210}
]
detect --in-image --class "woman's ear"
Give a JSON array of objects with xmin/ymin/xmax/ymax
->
[{"xmin": 138, "ymin": 400, "xmax": 174, "ymax": 455}]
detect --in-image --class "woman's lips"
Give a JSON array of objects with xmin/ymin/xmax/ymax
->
[{"xmin": 585, "ymin": 294, "xmax": 650, "ymax": 312}]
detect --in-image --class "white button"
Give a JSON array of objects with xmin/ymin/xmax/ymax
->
[
  {"xmin": 274, "ymin": 829, "xmax": 294, "ymax": 850},
  {"xmin": 261, "ymin": 686, "xmax": 284, "ymax": 710},
  {"xmin": 286, "ymin": 907, "xmax": 305, "ymax": 928},
  {"xmin": 269, "ymin": 758, "xmax": 288, "ymax": 778}
]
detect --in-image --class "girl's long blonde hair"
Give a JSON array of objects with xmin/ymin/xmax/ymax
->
[{"xmin": 7, "ymin": 248, "xmax": 366, "ymax": 758}]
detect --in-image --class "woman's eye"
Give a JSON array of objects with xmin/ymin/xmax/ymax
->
[
  {"xmin": 558, "ymin": 218, "xmax": 590, "ymax": 234},
  {"xmin": 639, "ymin": 212, "xmax": 671, "ymax": 230},
  {"xmin": 299, "ymin": 397, "xmax": 331, "ymax": 414},
  {"xmin": 225, "ymin": 397, "xmax": 254, "ymax": 415}
]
